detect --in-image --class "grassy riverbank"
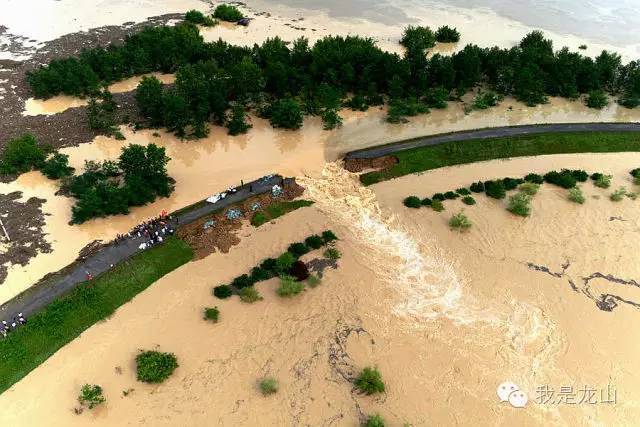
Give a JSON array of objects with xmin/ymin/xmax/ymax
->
[
  {"xmin": 251, "ymin": 200, "xmax": 314, "ymax": 226},
  {"xmin": 360, "ymin": 132, "xmax": 640, "ymax": 185},
  {"xmin": 0, "ymin": 237, "xmax": 193, "ymax": 394}
]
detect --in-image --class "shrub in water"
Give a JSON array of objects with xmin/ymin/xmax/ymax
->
[
  {"xmin": 485, "ymin": 180, "xmax": 506, "ymax": 199},
  {"xmin": 250, "ymin": 266, "xmax": 273, "ymax": 282},
  {"xmin": 594, "ymin": 174, "xmax": 612, "ymax": 188},
  {"xmin": 432, "ymin": 193, "xmax": 445, "ymax": 201},
  {"xmin": 470, "ymin": 181, "xmax": 485, "ymax": 193},
  {"xmin": 456, "ymin": 188, "xmax": 471, "ymax": 196},
  {"xmin": 78, "ymin": 384, "xmax": 105, "ymax": 409},
  {"xmin": 0, "ymin": 134, "xmax": 47, "ymax": 175},
  {"xmin": 232, "ymin": 274, "xmax": 254, "ymax": 289},
  {"xmin": 449, "ymin": 211, "xmax": 472, "ymax": 231},
  {"xmin": 260, "ymin": 258, "xmax": 278, "ymax": 274},
  {"xmin": 305, "ymin": 234, "xmax": 324, "ymax": 249},
  {"xmin": 354, "ymin": 367, "xmax": 385, "ymax": 395},
  {"xmin": 277, "ymin": 275, "xmax": 305, "ymax": 297},
  {"xmin": 213, "ymin": 4, "xmax": 244, "ymax": 21},
  {"xmin": 544, "ymin": 170, "xmax": 576, "ymax": 189},
  {"xmin": 519, "ymin": 182, "xmax": 540, "ymax": 195},
  {"xmin": 239, "ymin": 286, "xmax": 262, "ymax": 303},
  {"xmin": 570, "ymin": 169, "xmax": 589, "ymax": 182},
  {"xmin": 321, "ymin": 230, "xmax": 338, "ymax": 243},
  {"xmin": 431, "ymin": 199, "xmax": 445, "ymax": 212},
  {"xmin": 507, "ymin": 193, "xmax": 531, "ymax": 217},
  {"xmin": 630, "ymin": 168, "xmax": 640, "ymax": 178},
  {"xmin": 42, "ymin": 152, "xmax": 74, "ymax": 179},
  {"xmin": 259, "ymin": 377, "xmax": 278, "ymax": 395},
  {"xmin": 363, "ymin": 414, "xmax": 386, "ymax": 427},
  {"xmin": 568, "ymin": 187, "xmax": 586, "ymax": 204},
  {"xmin": 610, "ymin": 187, "xmax": 627, "ymax": 201},
  {"xmin": 421, "ymin": 197, "xmax": 432, "ymax": 206},
  {"xmin": 204, "ymin": 307, "xmax": 219, "ymax": 322},
  {"xmin": 502, "ymin": 177, "xmax": 522, "ymax": 190},
  {"xmin": 184, "ymin": 9, "xmax": 217, "ymax": 26},
  {"xmin": 213, "ymin": 285, "xmax": 233, "ymax": 299},
  {"xmin": 289, "ymin": 260, "xmax": 310, "ymax": 281},
  {"xmin": 524, "ymin": 173, "xmax": 544, "ymax": 184},
  {"xmin": 462, "ymin": 195, "xmax": 476, "ymax": 205},
  {"xmin": 444, "ymin": 191, "xmax": 459, "ymax": 199},
  {"xmin": 288, "ymin": 242, "xmax": 310, "ymax": 257},
  {"xmin": 307, "ymin": 274, "xmax": 321, "ymax": 287},
  {"xmin": 590, "ymin": 172, "xmax": 603, "ymax": 181},
  {"xmin": 276, "ymin": 252, "xmax": 296, "ymax": 273},
  {"xmin": 324, "ymin": 247, "xmax": 342, "ymax": 260},
  {"xmin": 403, "ymin": 196, "xmax": 422, "ymax": 208},
  {"xmin": 136, "ymin": 351, "xmax": 178, "ymax": 383}
]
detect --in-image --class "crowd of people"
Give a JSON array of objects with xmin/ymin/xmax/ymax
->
[
  {"xmin": 0, "ymin": 313, "xmax": 26, "ymax": 338},
  {"xmin": 110, "ymin": 210, "xmax": 176, "ymax": 251}
]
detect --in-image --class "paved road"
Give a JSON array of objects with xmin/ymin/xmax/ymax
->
[
  {"xmin": 344, "ymin": 123, "xmax": 640, "ymax": 159},
  {"xmin": 0, "ymin": 174, "xmax": 285, "ymax": 321}
]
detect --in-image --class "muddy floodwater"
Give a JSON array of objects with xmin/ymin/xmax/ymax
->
[
  {"xmin": 3, "ymin": 95, "xmax": 640, "ymax": 304},
  {"xmin": 2, "ymin": 153, "xmax": 640, "ymax": 425},
  {"xmin": 22, "ymin": 74, "xmax": 176, "ymax": 116}
]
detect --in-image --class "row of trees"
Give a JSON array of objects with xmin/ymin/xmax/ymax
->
[
  {"xmin": 63, "ymin": 144, "xmax": 173, "ymax": 223},
  {"xmin": 28, "ymin": 21, "xmax": 640, "ymax": 135}
]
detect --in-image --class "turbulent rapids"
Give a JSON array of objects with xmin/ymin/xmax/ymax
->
[{"xmin": 299, "ymin": 163, "xmax": 497, "ymax": 325}]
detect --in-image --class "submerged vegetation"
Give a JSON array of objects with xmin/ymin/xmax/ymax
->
[
  {"xmin": 259, "ymin": 377, "xmax": 279, "ymax": 395},
  {"xmin": 449, "ymin": 211, "xmax": 472, "ymax": 231},
  {"xmin": 25, "ymin": 20, "xmax": 640, "ymax": 138},
  {"xmin": 354, "ymin": 367, "xmax": 385, "ymax": 395},
  {"xmin": 78, "ymin": 384, "xmax": 106, "ymax": 410},
  {"xmin": 136, "ymin": 350, "xmax": 179, "ymax": 383},
  {"xmin": 0, "ymin": 237, "xmax": 193, "ymax": 394}
]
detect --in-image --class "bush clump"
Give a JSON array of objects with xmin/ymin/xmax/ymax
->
[
  {"xmin": 288, "ymin": 242, "xmax": 310, "ymax": 257},
  {"xmin": 269, "ymin": 98, "xmax": 303, "ymax": 130},
  {"xmin": 185, "ymin": 9, "xmax": 217, "ymax": 26},
  {"xmin": 444, "ymin": 191, "xmax": 459, "ymax": 199},
  {"xmin": 239, "ymin": 286, "xmax": 262, "ymax": 303},
  {"xmin": 568, "ymin": 187, "xmax": 585, "ymax": 204},
  {"xmin": 507, "ymin": 192, "xmax": 532, "ymax": 217},
  {"xmin": 354, "ymin": 367, "xmax": 385, "ymax": 395},
  {"xmin": 204, "ymin": 307, "xmax": 220, "ymax": 322},
  {"xmin": 519, "ymin": 182, "xmax": 540, "ymax": 195},
  {"xmin": 432, "ymin": 193, "xmax": 445, "ymax": 201},
  {"xmin": 431, "ymin": 199, "xmax": 445, "ymax": 212},
  {"xmin": 544, "ymin": 170, "xmax": 577, "ymax": 189},
  {"xmin": 213, "ymin": 285, "xmax": 233, "ymax": 299},
  {"xmin": 321, "ymin": 230, "xmax": 338, "ymax": 244},
  {"xmin": 277, "ymin": 275, "xmax": 305, "ymax": 297},
  {"xmin": 421, "ymin": 197, "xmax": 432, "ymax": 206},
  {"xmin": 484, "ymin": 180, "xmax": 506, "ymax": 199},
  {"xmin": 524, "ymin": 173, "xmax": 544, "ymax": 184},
  {"xmin": 259, "ymin": 377, "xmax": 278, "ymax": 395},
  {"xmin": 250, "ymin": 266, "xmax": 273, "ymax": 282},
  {"xmin": 501, "ymin": 177, "xmax": 523, "ymax": 190},
  {"xmin": 456, "ymin": 187, "xmax": 471, "ymax": 196},
  {"xmin": 305, "ymin": 235, "xmax": 324, "ymax": 249},
  {"xmin": 289, "ymin": 260, "xmax": 310, "ymax": 281},
  {"xmin": 461, "ymin": 195, "xmax": 476, "ymax": 205},
  {"xmin": 363, "ymin": 414, "xmax": 386, "ymax": 427},
  {"xmin": 594, "ymin": 174, "xmax": 612, "ymax": 188},
  {"xmin": 610, "ymin": 187, "xmax": 627, "ymax": 201},
  {"xmin": 276, "ymin": 252, "xmax": 296, "ymax": 273},
  {"xmin": 470, "ymin": 181, "xmax": 485, "ymax": 193},
  {"xmin": 307, "ymin": 274, "xmax": 321, "ymax": 287},
  {"xmin": 324, "ymin": 247, "xmax": 342, "ymax": 260},
  {"xmin": 449, "ymin": 211, "xmax": 472, "ymax": 231},
  {"xmin": 585, "ymin": 89, "xmax": 608, "ymax": 109},
  {"xmin": 78, "ymin": 384, "xmax": 106, "ymax": 409},
  {"xmin": 570, "ymin": 169, "xmax": 589, "ymax": 182},
  {"xmin": 435, "ymin": 25, "xmax": 460, "ymax": 43},
  {"xmin": 403, "ymin": 196, "xmax": 422, "ymax": 208},
  {"xmin": 0, "ymin": 134, "xmax": 48, "ymax": 175},
  {"xmin": 135, "ymin": 351, "xmax": 178, "ymax": 383},
  {"xmin": 231, "ymin": 274, "xmax": 254, "ymax": 289},
  {"xmin": 400, "ymin": 25, "xmax": 436, "ymax": 52},
  {"xmin": 213, "ymin": 4, "xmax": 244, "ymax": 21}
]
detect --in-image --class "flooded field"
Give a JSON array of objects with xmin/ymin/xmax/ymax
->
[{"xmin": 2, "ymin": 153, "xmax": 640, "ymax": 425}]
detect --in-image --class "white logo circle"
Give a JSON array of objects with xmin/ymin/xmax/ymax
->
[
  {"xmin": 497, "ymin": 381, "xmax": 519, "ymax": 402},
  {"xmin": 508, "ymin": 390, "xmax": 528, "ymax": 408}
]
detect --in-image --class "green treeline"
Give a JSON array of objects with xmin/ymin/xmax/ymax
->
[{"xmin": 27, "ymin": 22, "xmax": 640, "ymax": 136}]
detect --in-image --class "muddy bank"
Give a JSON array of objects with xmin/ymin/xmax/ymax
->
[{"xmin": 0, "ymin": 192, "xmax": 50, "ymax": 283}]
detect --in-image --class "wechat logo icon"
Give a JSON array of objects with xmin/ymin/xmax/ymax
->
[{"xmin": 497, "ymin": 381, "xmax": 528, "ymax": 408}]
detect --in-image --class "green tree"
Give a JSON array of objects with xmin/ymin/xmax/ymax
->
[
  {"xmin": 585, "ymin": 89, "xmax": 608, "ymax": 109},
  {"xmin": 269, "ymin": 98, "xmax": 303, "ymax": 129},
  {"xmin": 226, "ymin": 103, "xmax": 251, "ymax": 135},
  {"xmin": 42, "ymin": 153, "xmax": 75, "ymax": 179},
  {"xmin": 136, "ymin": 76, "xmax": 165, "ymax": 126},
  {"xmin": 0, "ymin": 134, "xmax": 47, "ymax": 175}
]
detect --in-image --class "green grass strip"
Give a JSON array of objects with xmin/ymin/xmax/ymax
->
[
  {"xmin": 251, "ymin": 200, "xmax": 315, "ymax": 227},
  {"xmin": 360, "ymin": 131, "xmax": 640, "ymax": 185},
  {"xmin": 0, "ymin": 237, "xmax": 194, "ymax": 394}
]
